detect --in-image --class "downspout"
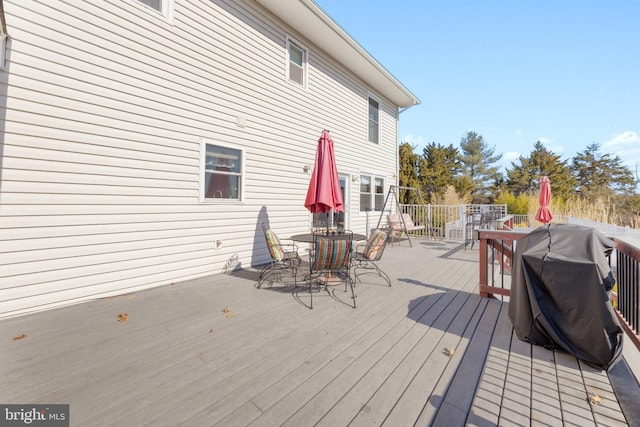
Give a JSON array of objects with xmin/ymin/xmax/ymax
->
[
  {"xmin": 398, "ymin": 98, "xmax": 420, "ymax": 115},
  {"xmin": 398, "ymin": 105, "xmax": 412, "ymax": 115},
  {"xmin": 0, "ymin": 0, "xmax": 7, "ymax": 69}
]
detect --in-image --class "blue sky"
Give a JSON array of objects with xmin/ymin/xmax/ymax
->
[{"xmin": 314, "ymin": 0, "xmax": 640, "ymax": 175}]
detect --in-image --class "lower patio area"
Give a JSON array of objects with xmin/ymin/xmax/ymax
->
[{"xmin": 2, "ymin": 239, "xmax": 639, "ymax": 426}]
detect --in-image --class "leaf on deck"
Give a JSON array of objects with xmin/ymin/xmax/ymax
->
[
  {"xmin": 13, "ymin": 334, "xmax": 27, "ymax": 341},
  {"xmin": 118, "ymin": 313, "xmax": 128, "ymax": 323},
  {"xmin": 588, "ymin": 392, "xmax": 604, "ymax": 405},
  {"xmin": 443, "ymin": 348, "xmax": 455, "ymax": 358}
]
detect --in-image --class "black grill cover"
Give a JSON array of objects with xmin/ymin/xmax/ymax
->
[{"xmin": 508, "ymin": 223, "xmax": 623, "ymax": 370}]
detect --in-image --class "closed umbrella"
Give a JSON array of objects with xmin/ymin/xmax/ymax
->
[
  {"xmin": 304, "ymin": 130, "xmax": 344, "ymax": 229},
  {"xmin": 535, "ymin": 175, "xmax": 553, "ymax": 224}
]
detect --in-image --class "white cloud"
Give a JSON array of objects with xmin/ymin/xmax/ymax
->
[
  {"xmin": 498, "ymin": 151, "xmax": 521, "ymax": 172},
  {"xmin": 603, "ymin": 131, "xmax": 640, "ymax": 149},
  {"xmin": 401, "ymin": 133, "xmax": 427, "ymax": 150},
  {"xmin": 504, "ymin": 151, "xmax": 521, "ymax": 162},
  {"xmin": 514, "ymin": 129, "xmax": 523, "ymax": 137},
  {"xmin": 603, "ymin": 131, "xmax": 640, "ymax": 172},
  {"xmin": 538, "ymin": 137, "xmax": 564, "ymax": 154}
]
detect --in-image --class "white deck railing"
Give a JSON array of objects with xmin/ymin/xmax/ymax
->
[{"xmin": 395, "ymin": 204, "xmax": 508, "ymax": 241}]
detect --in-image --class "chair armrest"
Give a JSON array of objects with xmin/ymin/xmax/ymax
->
[
  {"xmin": 279, "ymin": 242, "xmax": 298, "ymax": 252},
  {"xmin": 274, "ymin": 242, "xmax": 299, "ymax": 257},
  {"xmin": 354, "ymin": 241, "xmax": 366, "ymax": 254}
]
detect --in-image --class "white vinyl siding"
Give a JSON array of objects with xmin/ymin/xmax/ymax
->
[{"xmin": 0, "ymin": 0, "xmax": 402, "ymax": 317}]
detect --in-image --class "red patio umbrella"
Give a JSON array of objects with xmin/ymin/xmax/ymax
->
[
  {"xmin": 535, "ymin": 175, "xmax": 553, "ymax": 224},
  {"xmin": 304, "ymin": 130, "xmax": 344, "ymax": 226}
]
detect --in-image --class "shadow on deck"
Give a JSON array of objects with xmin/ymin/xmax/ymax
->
[{"xmin": 1, "ymin": 240, "xmax": 638, "ymax": 426}]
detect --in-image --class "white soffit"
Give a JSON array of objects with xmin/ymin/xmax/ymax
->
[{"xmin": 254, "ymin": 0, "xmax": 421, "ymax": 109}]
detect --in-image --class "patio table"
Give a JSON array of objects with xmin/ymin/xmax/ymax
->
[{"xmin": 290, "ymin": 232, "xmax": 366, "ymax": 243}]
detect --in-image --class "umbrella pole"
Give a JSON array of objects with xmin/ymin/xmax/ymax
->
[
  {"xmin": 326, "ymin": 211, "xmax": 333, "ymax": 279},
  {"xmin": 327, "ymin": 211, "xmax": 330, "ymax": 233}
]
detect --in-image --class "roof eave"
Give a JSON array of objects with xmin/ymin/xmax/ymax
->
[{"xmin": 255, "ymin": 0, "xmax": 421, "ymax": 109}]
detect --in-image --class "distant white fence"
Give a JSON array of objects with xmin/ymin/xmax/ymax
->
[
  {"xmin": 395, "ymin": 204, "xmax": 508, "ymax": 241},
  {"xmin": 394, "ymin": 206, "xmax": 640, "ymax": 243},
  {"xmin": 510, "ymin": 214, "xmax": 640, "ymax": 241}
]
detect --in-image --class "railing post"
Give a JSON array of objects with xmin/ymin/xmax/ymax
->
[
  {"xmin": 477, "ymin": 229, "xmax": 527, "ymax": 299},
  {"xmin": 479, "ymin": 232, "xmax": 489, "ymax": 298}
]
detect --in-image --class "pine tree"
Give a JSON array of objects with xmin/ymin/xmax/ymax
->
[
  {"xmin": 398, "ymin": 142, "xmax": 421, "ymax": 203},
  {"xmin": 458, "ymin": 131, "xmax": 503, "ymax": 203},
  {"xmin": 420, "ymin": 142, "xmax": 461, "ymax": 202},
  {"xmin": 571, "ymin": 143, "xmax": 636, "ymax": 199},
  {"xmin": 505, "ymin": 141, "xmax": 574, "ymax": 200}
]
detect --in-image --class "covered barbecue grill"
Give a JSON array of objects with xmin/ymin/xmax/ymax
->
[{"xmin": 508, "ymin": 223, "xmax": 623, "ymax": 370}]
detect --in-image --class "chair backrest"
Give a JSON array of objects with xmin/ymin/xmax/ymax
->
[
  {"xmin": 387, "ymin": 214, "xmax": 402, "ymax": 231},
  {"xmin": 401, "ymin": 213, "xmax": 416, "ymax": 228},
  {"xmin": 311, "ymin": 232, "xmax": 353, "ymax": 271},
  {"xmin": 261, "ymin": 223, "xmax": 285, "ymax": 261},
  {"xmin": 362, "ymin": 229, "xmax": 389, "ymax": 261}
]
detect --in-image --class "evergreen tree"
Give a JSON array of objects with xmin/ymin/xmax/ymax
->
[
  {"xmin": 458, "ymin": 131, "xmax": 503, "ymax": 203},
  {"xmin": 420, "ymin": 142, "xmax": 461, "ymax": 202},
  {"xmin": 505, "ymin": 141, "xmax": 574, "ymax": 200},
  {"xmin": 397, "ymin": 142, "xmax": 421, "ymax": 203},
  {"xmin": 571, "ymin": 143, "xmax": 636, "ymax": 199}
]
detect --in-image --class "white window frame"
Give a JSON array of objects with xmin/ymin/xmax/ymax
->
[
  {"xmin": 368, "ymin": 94, "xmax": 381, "ymax": 144},
  {"xmin": 132, "ymin": 0, "xmax": 174, "ymax": 22},
  {"xmin": 359, "ymin": 174, "xmax": 385, "ymax": 212},
  {"xmin": 199, "ymin": 140, "xmax": 245, "ymax": 203},
  {"xmin": 286, "ymin": 36, "xmax": 308, "ymax": 89}
]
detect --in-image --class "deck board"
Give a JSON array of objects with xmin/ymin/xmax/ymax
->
[
  {"xmin": 382, "ymin": 284, "xmax": 483, "ymax": 426},
  {"xmin": 467, "ymin": 303, "xmax": 512, "ymax": 426},
  {"xmin": 1, "ymin": 239, "xmax": 637, "ymax": 426},
  {"xmin": 418, "ymin": 296, "xmax": 487, "ymax": 426},
  {"xmin": 349, "ymin": 285, "xmax": 475, "ymax": 426},
  {"xmin": 530, "ymin": 344, "xmax": 563, "ymax": 426}
]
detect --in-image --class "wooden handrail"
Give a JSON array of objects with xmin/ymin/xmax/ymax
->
[{"xmin": 478, "ymin": 229, "xmax": 528, "ymax": 298}]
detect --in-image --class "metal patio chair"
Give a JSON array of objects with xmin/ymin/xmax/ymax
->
[
  {"xmin": 352, "ymin": 228, "xmax": 391, "ymax": 286},
  {"xmin": 257, "ymin": 223, "xmax": 301, "ymax": 288},
  {"xmin": 302, "ymin": 230, "xmax": 355, "ymax": 309}
]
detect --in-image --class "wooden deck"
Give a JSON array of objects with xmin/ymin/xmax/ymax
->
[{"xmin": 2, "ymin": 239, "xmax": 639, "ymax": 426}]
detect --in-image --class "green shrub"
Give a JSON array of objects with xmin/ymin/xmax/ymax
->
[{"xmin": 495, "ymin": 191, "xmax": 529, "ymax": 215}]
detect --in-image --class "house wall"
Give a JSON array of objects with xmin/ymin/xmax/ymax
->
[{"xmin": 0, "ymin": 0, "xmax": 401, "ymax": 318}]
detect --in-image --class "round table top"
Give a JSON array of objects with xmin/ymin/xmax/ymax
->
[{"xmin": 290, "ymin": 232, "xmax": 367, "ymax": 243}]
